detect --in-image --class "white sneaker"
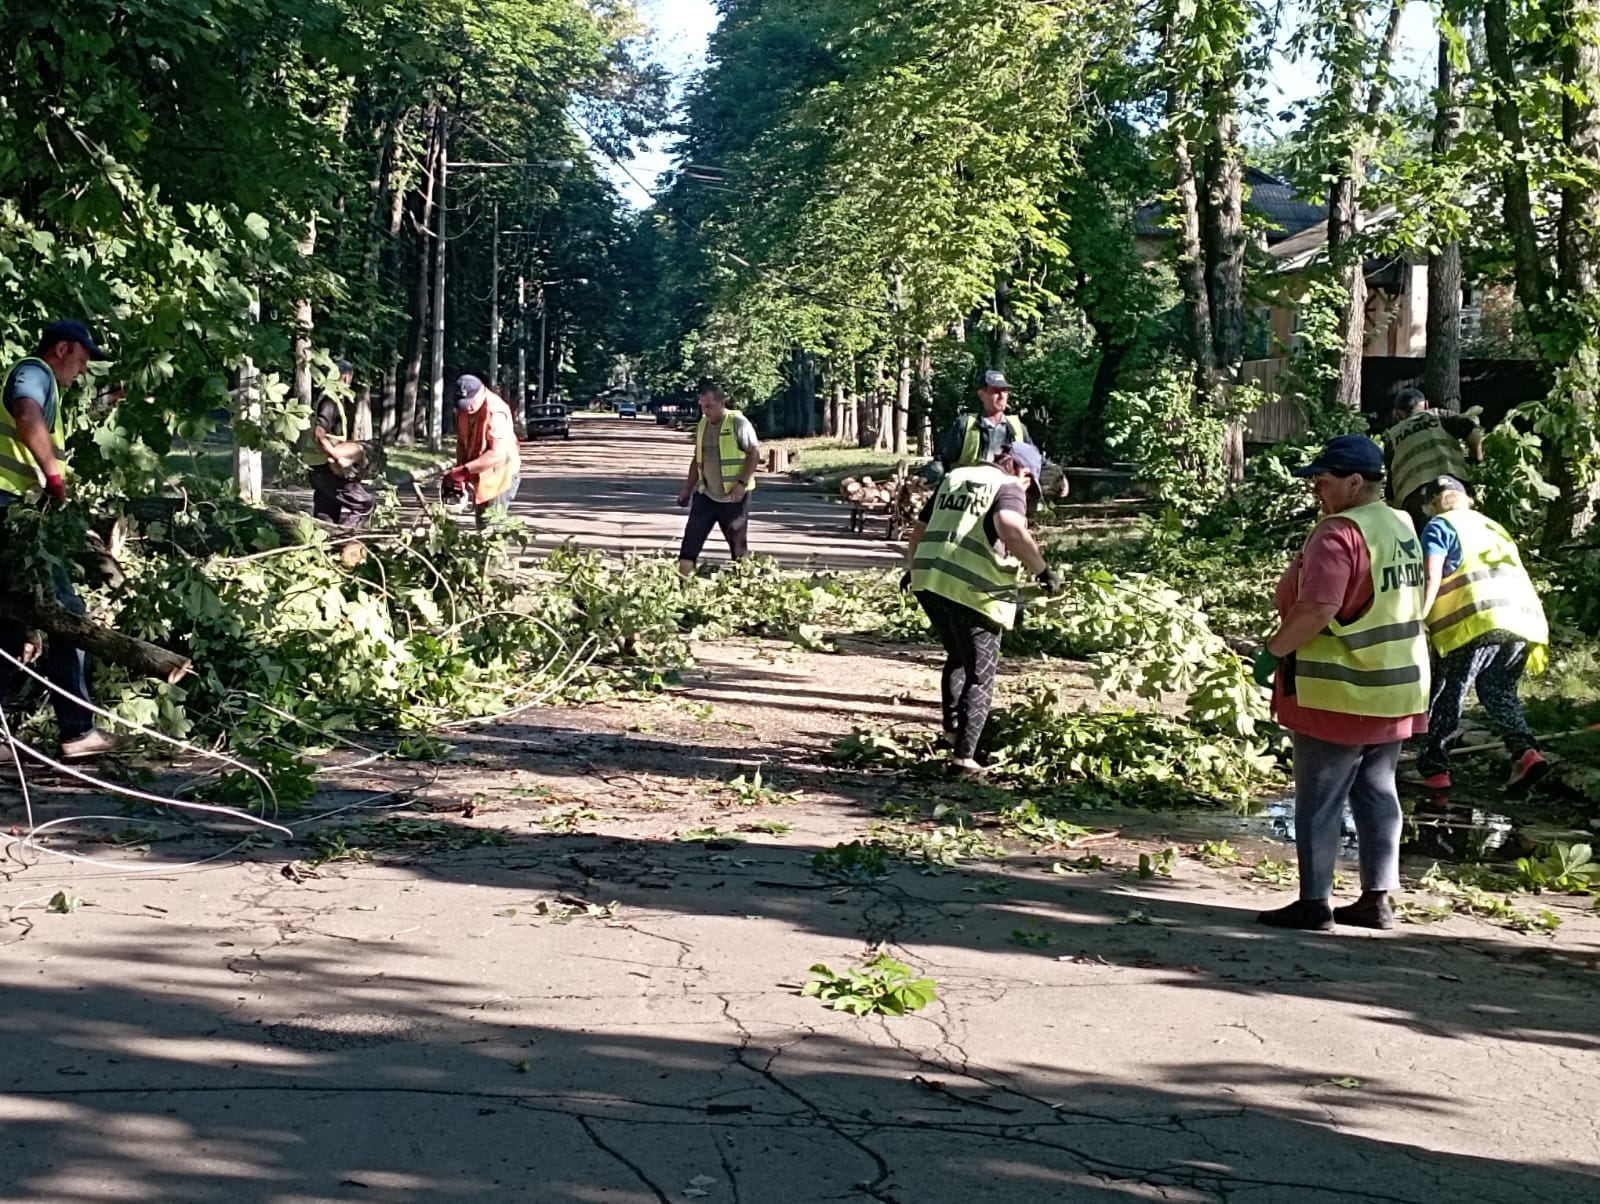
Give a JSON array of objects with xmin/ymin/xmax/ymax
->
[{"xmin": 60, "ymin": 729, "xmax": 126, "ymax": 760}]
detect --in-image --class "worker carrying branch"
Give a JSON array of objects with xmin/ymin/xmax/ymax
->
[{"xmin": 0, "ymin": 319, "xmax": 123, "ymax": 759}]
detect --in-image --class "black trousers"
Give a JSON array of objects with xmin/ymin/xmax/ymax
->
[
  {"xmin": 1418, "ymin": 636, "xmax": 1538, "ymax": 775},
  {"xmin": 308, "ymin": 466, "xmax": 376, "ymax": 529},
  {"xmin": 679, "ymin": 491, "xmax": 750, "ymax": 563},
  {"xmin": 0, "ymin": 517, "xmax": 94, "ymax": 740},
  {"xmin": 916, "ymin": 589, "xmax": 1004, "ymax": 761}
]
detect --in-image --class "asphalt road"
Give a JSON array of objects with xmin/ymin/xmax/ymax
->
[{"xmin": 454, "ymin": 415, "xmax": 904, "ymax": 571}]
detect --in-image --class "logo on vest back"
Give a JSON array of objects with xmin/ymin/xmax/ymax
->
[
  {"xmin": 1380, "ymin": 536, "xmax": 1423, "ymax": 592},
  {"xmin": 938, "ymin": 482, "xmax": 994, "ymax": 517}
]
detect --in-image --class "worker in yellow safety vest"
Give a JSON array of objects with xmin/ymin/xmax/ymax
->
[
  {"xmin": 937, "ymin": 369, "xmax": 1030, "ymax": 470},
  {"xmin": 1384, "ymin": 387, "xmax": 1482, "ymax": 528},
  {"xmin": 1251, "ymin": 435, "xmax": 1430, "ymax": 932},
  {"xmin": 676, "ymin": 380, "xmax": 760, "ymax": 574},
  {"xmin": 0, "ymin": 319, "xmax": 124, "ymax": 759},
  {"xmin": 1410, "ymin": 475, "xmax": 1549, "ymax": 793},
  {"xmin": 906, "ymin": 440, "xmax": 1058, "ymax": 777}
]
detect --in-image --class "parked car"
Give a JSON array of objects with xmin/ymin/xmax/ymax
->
[
  {"xmin": 617, "ymin": 401, "xmax": 638, "ymax": 419},
  {"xmin": 526, "ymin": 402, "xmax": 570, "ymax": 439}
]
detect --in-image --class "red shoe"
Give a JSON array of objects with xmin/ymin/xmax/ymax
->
[
  {"xmin": 1401, "ymin": 768, "xmax": 1451, "ymax": 791},
  {"xmin": 1506, "ymin": 749, "xmax": 1550, "ymax": 790}
]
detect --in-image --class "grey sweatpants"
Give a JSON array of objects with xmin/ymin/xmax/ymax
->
[{"xmin": 1291, "ymin": 732, "xmax": 1403, "ymax": 900}]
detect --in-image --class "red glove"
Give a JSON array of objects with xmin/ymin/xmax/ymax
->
[
  {"xmin": 444, "ymin": 465, "xmax": 469, "ymax": 487},
  {"xmin": 44, "ymin": 473, "xmax": 67, "ymax": 504}
]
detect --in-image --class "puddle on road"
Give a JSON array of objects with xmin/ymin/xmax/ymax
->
[{"xmin": 1249, "ymin": 793, "xmax": 1522, "ymax": 862}]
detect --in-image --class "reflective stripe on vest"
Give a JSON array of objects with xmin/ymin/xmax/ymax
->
[
  {"xmin": 0, "ymin": 357, "xmax": 66, "ymax": 496},
  {"xmin": 1293, "ymin": 501, "xmax": 1430, "ymax": 718},
  {"xmin": 910, "ymin": 464, "xmax": 1021, "ymax": 628},
  {"xmin": 1388, "ymin": 412, "xmax": 1468, "ymax": 503},
  {"xmin": 1426, "ymin": 509, "xmax": 1548, "ymax": 665},
  {"xmin": 695, "ymin": 413, "xmax": 755, "ymax": 494},
  {"xmin": 957, "ymin": 413, "xmax": 1024, "ymax": 467}
]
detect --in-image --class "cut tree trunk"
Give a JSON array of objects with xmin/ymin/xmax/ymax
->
[{"xmin": 1, "ymin": 593, "xmax": 191, "ymax": 684}]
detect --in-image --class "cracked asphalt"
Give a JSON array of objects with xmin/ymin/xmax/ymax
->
[{"xmin": 3, "ymin": 425, "xmax": 1598, "ymax": 1202}]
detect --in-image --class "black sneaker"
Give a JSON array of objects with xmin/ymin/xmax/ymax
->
[
  {"xmin": 1333, "ymin": 893, "xmax": 1394, "ymax": 930},
  {"xmin": 1257, "ymin": 899, "xmax": 1334, "ymax": 931}
]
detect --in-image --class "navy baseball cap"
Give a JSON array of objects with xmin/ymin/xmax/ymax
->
[
  {"xmin": 1007, "ymin": 440, "xmax": 1044, "ymax": 481},
  {"xmin": 1293, "ymin": 434, "xmax": 1385, "ymax": 479},
  {"xmin": 42, "ymin": 319, "xmax": 111, "ymax": 360},
  {"xmin": 978, "ymin": 369, "xmax": 1011, "ymax": 390},
  {"xmin": 454, "ymin": 374, "xmax": 484, "ymax": 402}
]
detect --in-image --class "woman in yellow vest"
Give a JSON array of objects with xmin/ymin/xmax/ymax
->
[
  {"xmin": 905, "ymin": 441, "xmax": 1058, "ymax": 777},
  {"xmin": 1251, "ymin": 436, "xmax": 1430, "ymax": 931},
  {"xmin": 1411, "ymin": 476, "xmax": 1549, "ymax": 792}
]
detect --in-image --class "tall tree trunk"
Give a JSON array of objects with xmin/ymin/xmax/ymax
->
[
  {"xmin": 1424, "ymin": 33, "xmax": 1464, "ymax": 408},
  {"xmin": 989, "ymin": 278, "xmax": 1013, "ymax": 369},
  {"xmin": 894, "ymin": 346, "xmax": 911, "ymax": 456},
  {"xmin": 1546, "ymin": 0, "xmax": 1600, "ymax": 545},
  {"xmin": 292, "ymin": 215, "xmax": 316, "ymax": 414},
  {"xmin": 1325, "ymin": 0, "xmax": 1405, "ymax": 412},
  {"xmin": 399, "ymin": 105, "xmax": 442, "ymax": 447},
  {"xmin": 1203, "ymin": 85, "xmax": 1247, "ymax": 480},
  {"xmin": 1163, "ymin": 15, "xmax": 1218, "ymax": 397},
  {"xmin": 799, "ymin": 350, "xmax": 818, "ymax": 436},
  {"xmin": 915, "ymin": 339, "xmax": 934, "ymax": 457},
  {"xmin": 874, "ymin": 356, "xmax": 893, "ymax": 451},
  {"xmin": 1081, "ymin": 324, "xmax": 1129, "ymax": 467}
]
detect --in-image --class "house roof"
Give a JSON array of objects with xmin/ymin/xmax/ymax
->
[
  {"xmin": 1268, "ymin": 204, "xmax": 1400, "ymax": 271},
  {"xmin": 1133, "ymin": 167, "xmax": 1327, "ymax": 245}
]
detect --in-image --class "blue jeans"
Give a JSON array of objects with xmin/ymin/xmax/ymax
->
[{"xmin": 0, "ymin": 556, "xmax": 95, "ymax": 741}]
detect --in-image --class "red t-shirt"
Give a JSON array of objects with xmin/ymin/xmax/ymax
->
[{"xmin": 1272, "ymin": 517, "xmax": 1427, "ymax": 745}]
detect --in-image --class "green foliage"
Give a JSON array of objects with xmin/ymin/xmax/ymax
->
[
  {"xmin": 997, "ymin": 801, "xmax": 1092, "ymax": 847},
  {"xmin": 1248, "ymin": 857, "xmax": 1298, "ymax": 887},
  {"xmin": 1419, "ymin": 864, "xmax": 1562, "ymax": 933},
  {"xmin": 982, "ymin": 687, "xmax": 1278, "ymax": 806},
  {"xmin": 1193, "ymin": 840, "xmax": 1241, "ymax": 866},
  {"xmin": 868, "ymin": 821, "xmax": 1002, "ymax": 870},
  {"xmin": 812, "ymin": 841, "xmax": 891, "ymax": 881},
  {"xmin": 1137, "ymin": 848, "xmax": 1178, "ymax": 879},
  {"xmin": 1010, "ymin": 919, "xmax": 1055, "ymax": 948},
  {"xmin": 801, "ymin": 953, "xmax": 938, "ymax": 1017},
  {"xmin": 1516, "ymin": 842, "xmax": 1598, "ymax": 895}
]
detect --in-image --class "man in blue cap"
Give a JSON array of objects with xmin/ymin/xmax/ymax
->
[
  {"xmin": 937, "ymin": 369, "xmax": 1031, "ymax": 471},
  {"xmin": 445, "ymin": 374, "xmax": 521, "ymax": 526},
  {"xmin": 1251, "ymin": 434, "xmax": 1429, "ymax": 931},
  {"xmin": 0, "ymin": 319, "xmax": 123, "ymax": 758}
]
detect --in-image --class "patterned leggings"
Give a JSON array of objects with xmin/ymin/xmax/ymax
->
[
  {"xmin": 1418, "ymin": 636, "xmax": 1538, "ymax": 775},
  {"xmin": 916, "ymin": 590, "xmax": 1004, "ymax": 760}
]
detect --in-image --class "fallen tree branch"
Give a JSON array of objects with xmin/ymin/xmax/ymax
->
[{"xmin": 2, "ymin": 592, "xmax": 192, "ymax": 684}]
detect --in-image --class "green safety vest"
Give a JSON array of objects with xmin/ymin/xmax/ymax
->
[
  {"xmin": 0, "ymin": 357, "xmax": 66, "ymax": 498},
  {"xmin": 910, "ymin": 463, "xmax": 1022, "ymax": 628},
  {"xmin": 1427, "ymin": 508, "xmax": 1548, "ymax": 672},
  {"xmin": 1293, "ymin": 501, "xmax": 1430, "ymax": 718},
  {"xmin": 957, "ymin": 413, "xmax": 1025, "ymax": 468},
  {"xmin": 1388, "ymin": 411, "xmax": 1468, "ymax": 504},
  {"xmin": 695, "ymin": 412, "xmax": 755, "ymax": 495}
]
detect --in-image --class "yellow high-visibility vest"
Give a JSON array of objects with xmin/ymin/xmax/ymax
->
[
  {"xmin": 1293, "ymin": 501, "xmax": 1430, "ymax": 718},
  {"xmin": 1388, "ymin": 411, "xmax": 1468, "ymax": 503},
  {"xmin": 0, "ymin": 357, "xmax": 66, "ymax": 498},
  {"xmin": 1427, "ymin": 508, "xmax": 1548, "ymax": 672},
  {"xmin": 695, "ymin": 413, "xmax": 756, "ymax": 495},
  {"xmin": 957, "ymin": 413, "xmax": 1025, "ymax": 468},
  {"xmin": 911, "ymin": 464, "xmax": 1021, "ymax": 628}
]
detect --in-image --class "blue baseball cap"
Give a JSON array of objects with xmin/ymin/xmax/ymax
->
[
  {"xmin": 42, "ymin": 319, "xmax": 111, "ymax": 360},
  {"xmin": 1007, "ymin": 440, "xmax": 1044, "ymax": 481},
  {"xmin": 1293, "ymin": 434, "xmax": 1385, "ymax": 479},
  {"xmin": 978, "ymin": 369, "xmax": 1012, "ymax": 390},
  {"xmin": 453, "ymin": 374, "xmax": 485, "ymax": 410}
]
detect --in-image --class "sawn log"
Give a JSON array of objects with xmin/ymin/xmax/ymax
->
[{"xmin": 4, "ymin": 592, "xmax": 192, "ymax": 685}]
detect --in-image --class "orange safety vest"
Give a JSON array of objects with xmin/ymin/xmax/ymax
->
[{"xmin": 455, "ymin": 390, "xmax": 520, "ymax": 504}]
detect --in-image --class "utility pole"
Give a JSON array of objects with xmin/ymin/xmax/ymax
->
[
  {"xmin": 488, "ymin": 202, "xmax": 499, "ymax": 392},
  {"xmin": 517, "ymin": 275, "xmax": 528, "ymax": 420},
  {"xmin": 427, "ymin": 110, "xmax": 448, "ymax": 451},
  {"xmin": 535, "ymin": 284, "xmax": 547, "ymax": 408}
]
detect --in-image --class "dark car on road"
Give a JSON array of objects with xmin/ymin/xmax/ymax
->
[{"xmin": 526, "ymin": 402, "xmax": 570, "ymax": 439}]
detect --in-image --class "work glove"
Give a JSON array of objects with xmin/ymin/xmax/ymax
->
[
  {"xmin": 444, "ymin": 465, "xmax": 469, "ymax": 487},
  {"xmin": 898, "ymin": 571, "xmax": 912, "ymax": 593},
  {"xmin": 43, "ymin": 473, "xmax": 67, "ymax": 505},
  {"xmin": 1035, "ymin": 567, "xmax": 1061, "ymax": 595},
  {"xmin": 1252, "ymin": 648, "xmax": 1281, "ymax": 687}
]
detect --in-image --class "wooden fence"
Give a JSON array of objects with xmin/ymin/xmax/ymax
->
[{"xmin": 1238, "ymin": 358, "xmax": 1306, "ymax": 443}]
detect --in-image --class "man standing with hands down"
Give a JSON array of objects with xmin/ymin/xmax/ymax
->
[
  {"xmin": 676, "ymin": 380, "xmax": 759, "ymax": 574},
  {"xmin": 1252, "ymin": 435, "xmax": 1430, "ymax": 932},
  {"xmin": 938, "ymin": 369, "xmax": 1030, "ymax": 470},
  {"xmin": 445, "ymin": 375, "xmax": 521, "ymax": 526},
  {"xmin": 0, "ymin": 319, "xmax": 123, "ymax": 758}
]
